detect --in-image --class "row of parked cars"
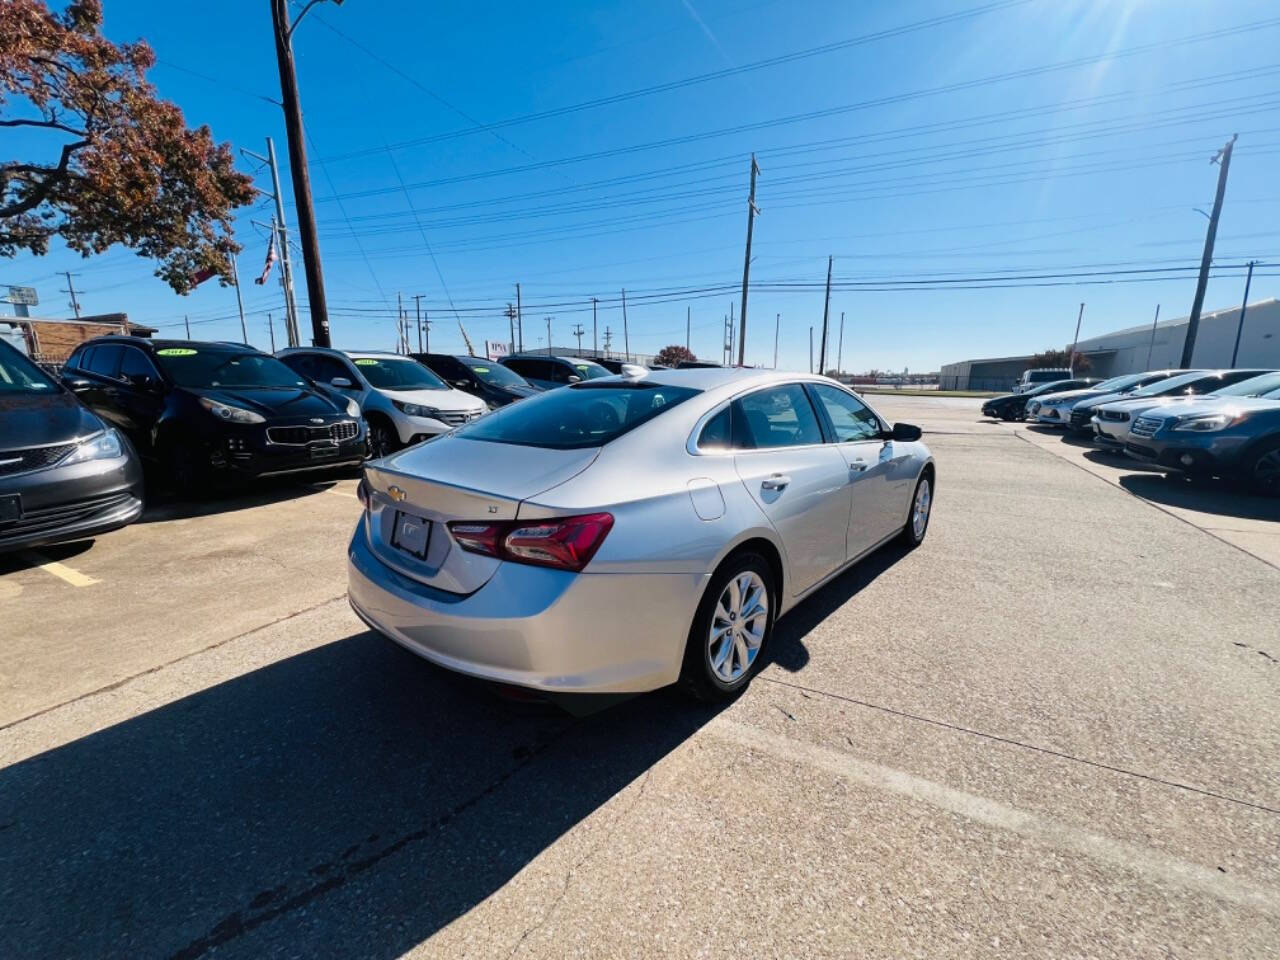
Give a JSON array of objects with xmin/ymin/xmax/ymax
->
[
  {"xmin": 982, "ymin": 368, "xmax": 1280, "ymax": 494},
  {"xmin": 0, "ymin": 335, "xmax": 682, "ymax": 553}
]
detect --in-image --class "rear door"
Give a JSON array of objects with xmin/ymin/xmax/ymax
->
[
  {"xmin": 731, "ymin": 383, "xmax": 850, "ymax": 596},
  {"xmin": 114, "ymin": 346, "xmax": 166, "ymax": 454},
  {"xmin": 75, "ymin": 344, "xmax": 124, "ymax": 422},
  {"xmin": 807, "ymin": 382, "xmax": 904, "ymax": 559}
]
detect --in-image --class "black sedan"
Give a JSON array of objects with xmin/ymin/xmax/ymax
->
[
  {"xmin": 1, "ymin": 339, "xmax": 144, "ymax": 553},
  {"xmin": 413, "ymin": 352, "xmax": 541, "ymax": 407},
  {"xmin": 981, "ymin": 378, "xmax": 1097, "ymax": 421},
  {"xmin": 62, "ymin": 336, "xmax": 367, "ymax": 489}
]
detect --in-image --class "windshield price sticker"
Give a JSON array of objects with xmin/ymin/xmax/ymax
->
[
  {"xmin": 156, "ymin": 348, "xmax": 198, "ymax": 357},
  {"xmin": 355, "ymin": 359, "xmax": 379, "ymax": 366}
]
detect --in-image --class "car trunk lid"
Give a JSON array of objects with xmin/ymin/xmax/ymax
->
[{"xmin": 362, "ymin": 436, "xmax": 599, "ymax": 594}]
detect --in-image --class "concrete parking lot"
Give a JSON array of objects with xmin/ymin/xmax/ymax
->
[{"xmin": 2, "ymin": 395, "xmax": 1278, "ymax": 958}]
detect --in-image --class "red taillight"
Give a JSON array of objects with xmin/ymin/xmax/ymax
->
[{"xmin": 448, "ymin": 513, "xmax": 614, "ymax": 572}]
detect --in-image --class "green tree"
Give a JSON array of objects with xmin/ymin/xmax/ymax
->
[
  {"xmin": 1, "ymin": 0, "xmax": 254, "ymax": 292},
  {"xmin": 655, "ymin": 344, "xmax": 696, "ymax": 366}
]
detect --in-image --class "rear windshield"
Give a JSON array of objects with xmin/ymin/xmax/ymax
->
[
  {"xmin": 456, "ymin": 382, "xmax": 700, "ymax": 449},
  {"xmin": 1128, "ymin": 371, "xmax": 1210, "ymax": 397},
  {"xmin": 1027, "ymin": 370, "xmax": 1067, "ymax": 382},
  {"xmin": 461, "ymin": 358, "xmax": 529, "ymax": 387},
  {"xmin": 567, "ymin": 359, "xmax": 612, "ymax": 380},
  {"xmin": 353, "ymin": 357, "xmax": 448, "ymax": 391},
  {"xmin": 154, "ymin": 348, "xmax": 306, "ymax": 388},
  {"xmin": 1093, "ymin": 373, "xmax": 1144, "ymax": 392}
]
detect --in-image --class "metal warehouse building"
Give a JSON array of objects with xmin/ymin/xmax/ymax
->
[{"xmin": 940, "ymin": 298, "xmax": 1280, "ymax": 389}]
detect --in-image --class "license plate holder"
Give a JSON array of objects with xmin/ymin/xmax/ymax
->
[
  {"xmin": 309, "ymin": 440, "xmax": 339, "ymax": 460},
  {"xmin": 0, "ymin": 494, "xmax": 20, "ymax": 523},
  {"xmin": 391, "ymin": 510, "xmax": 431, "ymax": 560}
]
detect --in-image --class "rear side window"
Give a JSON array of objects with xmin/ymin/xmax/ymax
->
[
  {"xmin": 87, "ymin": 345, "xmax": 123, "ymax": 379},
  {"xmin": 458, "ymin": 383, "xmax": 700, "ymax": 449},
  {"xmin": 732, "ymin": 384, "xmax": 824, "ymax": 449},
  {"xmin": 119, "ymin": 347, "xmax": 160, "ymax": 381},
  {"xmin": 698, "ymin": 406, "xmax": 732, "ymax": 450}
]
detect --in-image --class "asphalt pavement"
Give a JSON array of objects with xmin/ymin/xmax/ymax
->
[{"xmin": 2, "ymin": 395, "xmax": 1277, "ymax": 958}]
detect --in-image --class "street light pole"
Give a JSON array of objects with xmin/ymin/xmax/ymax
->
[{"xmin": 270, "ymin": 0, "xmax": 339, "ymax": 347}]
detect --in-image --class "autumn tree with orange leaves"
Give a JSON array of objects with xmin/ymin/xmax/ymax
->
[{"xmin": 0, "ymin": 0, "xmax": 254, "ymax": 293}]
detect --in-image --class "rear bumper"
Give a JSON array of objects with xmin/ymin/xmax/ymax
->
[
  {"xmin": 0, "ymin": 451, "xmax": 144, "ymax": 553},
  {"xmin": 347, "ymin": 521, "xmax": 707, "ymax": 693}
]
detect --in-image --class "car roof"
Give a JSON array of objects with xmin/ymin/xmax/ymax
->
[{"xmin": 90, "ymin": 335, "xmax": 258, "ymax": 353}]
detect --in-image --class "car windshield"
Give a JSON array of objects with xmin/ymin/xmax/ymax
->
[
  {"xmin": 154, "ymin": 348, "xmax": 306, "ymax": 388},
  {"xmin": 353, "ymin": 357, "xmax": 447, "ymax": 390},
  {"xmin": 567, "ymin": 359, "xmax": 612, "ymax": 380},
  {"xmin": 0, "ymin": 344, "xmax": 59, "ymax": 394},
  {"xmin": 456, "ymin": 381, "xmax": 699, "ymax": 449},
  {"xmin": 461, "ymin": 358, "xmax": 529, "ymax": 387},
  {"xmin": 1094, "ymin": 373, "xmax": 1145, "ymax": 392},
  {"xmin": 1210, "ymin": 371, "xmax": 1280, "ymax": 397},
  {"xmin": 1027, "ymin": 380, "xmax": 1075, "ymax": 396},
  {"xmin": 1128, "ymin": 371, "xmax": 1209, "ymax": 397}
]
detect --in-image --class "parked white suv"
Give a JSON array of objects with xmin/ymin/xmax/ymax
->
[
  {"xmin": 278, "ymin": 348, "xmax": 486, "ymax": 457},
  {"xmin": 1013, "ymin": 368, "xmax": 1072, "ymax": 394}
]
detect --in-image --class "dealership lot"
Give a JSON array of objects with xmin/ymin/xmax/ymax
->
[{"xmin": 2, "ymin": 396, "xmax": 1278, "ymax": 958}]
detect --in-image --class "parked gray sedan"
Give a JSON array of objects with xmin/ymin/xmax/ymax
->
[{"xmin": 348, "ymin": 368, "xmax": 934, "ymax": 701}]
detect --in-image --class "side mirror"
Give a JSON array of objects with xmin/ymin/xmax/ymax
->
[
  {"xmin": 890, "ymin": 422, "xmax": 922, "ymax": 442},
  {"xmin": 453, "ymin": 379, "xmax": 470, "ymax": 389},
  {"xmin": 64, "ymin": 377, "xmax": 92, "ymax": 392},
  {"xmin": 126, "ymin": 373, "xmax": 158, "ymax": 391},
  {"xmin": 330, "ymin": 376, "xmax": 354, "ymax": 389},
  {"xmin": 566, "ymin": 374, "xmax": 582, "ymax": 384}
]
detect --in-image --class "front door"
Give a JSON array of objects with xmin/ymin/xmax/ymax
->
[{"xmin": 732, "ymin": 383, "xmax": 851, "ymax": 596}]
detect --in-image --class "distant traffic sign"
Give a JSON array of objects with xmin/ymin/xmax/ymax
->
[{"xmin": 6, "ymin": 286, "xmax": 38, "ymax": 306}]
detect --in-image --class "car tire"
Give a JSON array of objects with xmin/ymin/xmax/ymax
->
[
  {"xmin": 1244, "ymin": 437, "xmax": 1280, "ymax": 497},
  {"xmin": 900, "ymin": 472, "xmax": 933, "ymax": 548},
  {"xmin": 1000, "ymin": 411, "xmax": 1016, "ymax": 422},
  {"xmin": 366, "ymin": 416, "xmax": 400, "ymax": 459},
  {"xmin": 679, "ymin": 552, "xmax": 775, "ymax": 703}
]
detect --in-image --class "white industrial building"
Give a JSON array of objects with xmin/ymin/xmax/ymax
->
[{"xmin": 1072, "ymin": 298, "xmax": 1280, "ymax": 376}]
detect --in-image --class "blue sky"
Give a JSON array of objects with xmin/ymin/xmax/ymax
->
[{"xmin": 4, "ymin": 0, "xmax": 1279, "ymax": 371}]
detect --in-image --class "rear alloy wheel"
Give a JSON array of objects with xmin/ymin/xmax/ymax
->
[
  {"xmin": 901, "ymin": 473, "xmax": 933, "ymax": 547},
  {"xmin": 367, "ymin": 418, "xmax": 399, "ymax": 459},
  {"xmin": 1246, "ymin": 438, "xmax": 1280, "ymax": 497},
  {"xmin": 681, "ymin": 553, "xmax": 773, "ymax": 702}
]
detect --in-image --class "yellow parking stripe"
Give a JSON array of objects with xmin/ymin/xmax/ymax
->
[
  {"xmin": 22, "ymin": 554, "xmax": 100, "ymax": 587},
  {"xmin": 322, "ymin": 488, "xmax": 359, "ymax": 499}
]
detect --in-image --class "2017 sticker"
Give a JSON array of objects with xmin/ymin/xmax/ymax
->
[{"xmin": 156, "ymin": 348, "xmax": 198, "ymax": 356}]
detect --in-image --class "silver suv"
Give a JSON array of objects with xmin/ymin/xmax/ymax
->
[{"xmin": 278, "ymin": 348, "xmax": 486, "ymax": 457}]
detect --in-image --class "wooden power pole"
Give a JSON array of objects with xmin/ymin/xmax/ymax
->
[
  {"xmin": 738, "ymin": 153, "xmax": 760, "ymax": 367},
  {"xmin": 1181, "ymin": 134, "xmax": 1238, "ymax": 368}
]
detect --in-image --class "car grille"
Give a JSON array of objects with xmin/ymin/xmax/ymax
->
[
  {"xmin": 0, "ymin": 491, "xmax": 134, "ymax": 543},
  {"xmin": 267, "ymin": 420, "xmax": 359, "ymax": 445},
  {"xmin": 1099, "ymin": 410, "xmax": 1129, "ymax": 422},
  {"xmin": 1125, "ymin": 442, "xmax": 1157, "ymax": 459},
  {"xmin": 436, "ymin": 409, "xmax": 483, "ymax": 426},
  {"xmin": 1130, "ymin": 416, "xmax": 1162, "ymax": 439},
  {"xmin": 1069, "ymin": 409, "xmax": 1093, "ymax": 428},
  {"xmin": 0, "ymin": 442, "xmax": 78, "ymax": 478}
]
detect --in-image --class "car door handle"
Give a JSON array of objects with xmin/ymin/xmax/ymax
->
[
  {"xmin": 849, "ymin": 461, "xmax": 868, "ymax": 474},
  {"xmin": 761, "ymin": 474, "xmax": 791, "ymax": 491}
]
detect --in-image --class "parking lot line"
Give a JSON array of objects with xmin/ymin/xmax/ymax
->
[
  {"xmin": 22, "ymin": 554, "xmax": 100, "ymax": 587},
  {"xmin": 322, "ymin": 488, "xmax": 359, "ymax": 499}
]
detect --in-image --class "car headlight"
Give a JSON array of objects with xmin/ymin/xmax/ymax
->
[
  {"xmin": 63, "ymin": 429, "xmax": 124, "ymax": 465},
  {"xmin": 1172, "ymin": 413, "xmax": 1237, "ymax": 432},
  {"xmin": 345, "ymin": 397, "xmax": 360, "ymax": 417},
  {"xmin": 391, "ymin": 399, "xmax": 441, "ymax": 418},
  {"xmin": 199, "ymin": 396, "xmax": 265, "ymax": 424}
]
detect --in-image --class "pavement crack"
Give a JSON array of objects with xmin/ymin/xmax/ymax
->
[
  {"xmin": 759, "ymin": 675, "xmax": 1280, "ymax": 816},
  {"xmin": 167, "ymin": 720, "xmax": 575, "ymax": 960}
]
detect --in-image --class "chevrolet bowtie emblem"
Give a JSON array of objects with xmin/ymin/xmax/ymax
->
[{"xmin": 388, "ymin": 485, "xmax": 407, "ymax": 502}]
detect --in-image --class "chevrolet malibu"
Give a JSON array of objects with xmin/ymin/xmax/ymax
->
[{"xmin": 348, "ymin": 369, "xmax": 934, "ymax": 701}]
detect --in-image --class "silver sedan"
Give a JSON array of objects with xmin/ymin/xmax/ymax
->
[{"xmin": 348, "ymin": 368, "xmax": 935, "ymax": 701}]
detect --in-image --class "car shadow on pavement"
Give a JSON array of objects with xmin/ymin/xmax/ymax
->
[
  {"xmin": 138, "ymin": 471, "xmax": 358, "ymax": 523},
  {"xmin": 1118, "ymin": 473, "xmax": 1280, "ymax": 521},
  {"xmin": 0, "ymin": 631, "xmax": 721, "ymax": 959},
  {"xmin": 0, "ymin": 538, "xmax": 96, "ymax": 576},
  {"xmin": 1081, "ymin": 448, "xmax": 1164, "ymax": 473}
]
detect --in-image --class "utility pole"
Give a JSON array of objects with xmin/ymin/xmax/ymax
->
[
  {"xmin": 231, "ymin": 255, "xmax": 248, "ymax": 344},
  {"xmin": 773, "ymin": 313, "xmax": 780, "ymax": 369},
  {"xmin": 505, "ymin": 303, "xmax": 517, "ymax": 353},
  {"xmin": 269, "ymin": 0, "xmax": 331, "ymax": 347},
  {"xmin": 546, "ymin": 316, "xmax": 552, "ymax": 356},
  {"xmin": 686, "ymin": 306, "xmax": 691, "ymax": 353},
  {"xmin": 1069, "ymin": 302, "xmax": 1084, "ymax": 373},
  {"xmin": 571, "ymin": 322, "xmax": 585, "ymax": 353},
  {"xmin": 1231, "ymin": 260, "xmax": 1256, "ymax": 367},
  {"xmin": 61, "ymin": 271, "xmax": 81, "ymax": 318},
  {"xmin": 818, "ymin": 256, "xmax": 832, "ymax": 374},
  {"xmin": 593, "ymin": 298, "xmax": 599, "ymax": 355},
  {"xmin": 738, "ymin": 153, "xmax": 760, "ymax": 367},
  {"xmin": 836, "ymin": 311, "xmax": 845, "ymax": 376},
  {"xmin": 515, "ymin": 283, "xmax": 523, "ymax": 351},
  {"xmin": 243, "ymin": 140, "xmax": 301, "ymax": 345},
  {"xmin": 183, "ymin": 315, "xmax": 191, "ymax": 338},
  {"xmin": 621, "ymin": 288, "xmax": 630, "ymax": 362},
  {"xmin": 267, "ymin": 312, "xmax": 276, "ymax": 352},
  {"xmin": 397, "ymin": 293, "xmax": 404, "ymax": 353},
  {"xmin": 1182, "ymin": 134, "xmax": 1238, "ymax": 368},
  {"xmin": 413, "ymin": 294, "xmax": 425, "ymax": 353},
  {"xmin": 1145, "ymin": 304, "xmax": 1161, "ymax": 368},
  {"xmin": 603, "ymin": 327, "xmax": 613, "ymax": 357},
  {"xmin": 422, "ymin": 310, "xmax": 429, "ymax": 354},
  {"xmin": 809, "ymin": 326, "xmax": 814, "ymax": 374},
  {"xmin": 728, "ymin": 302, "xmax": 736, "ymax": 366}
]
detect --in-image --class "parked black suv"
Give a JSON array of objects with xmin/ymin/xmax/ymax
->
[
  {"xmin": 62, "ymin": 337, "xmax": 367, "ymax": 487},
  {"xmin": 1, "ymin": 339, "xmax": 144, "ymax": 552},
  {"xmin": 413, "ymin": 353, "xmax": 542, "ymax": 407},
  {"xmin": 498, "ymin": 354, "xmax": 611, "ymax": 390}
]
